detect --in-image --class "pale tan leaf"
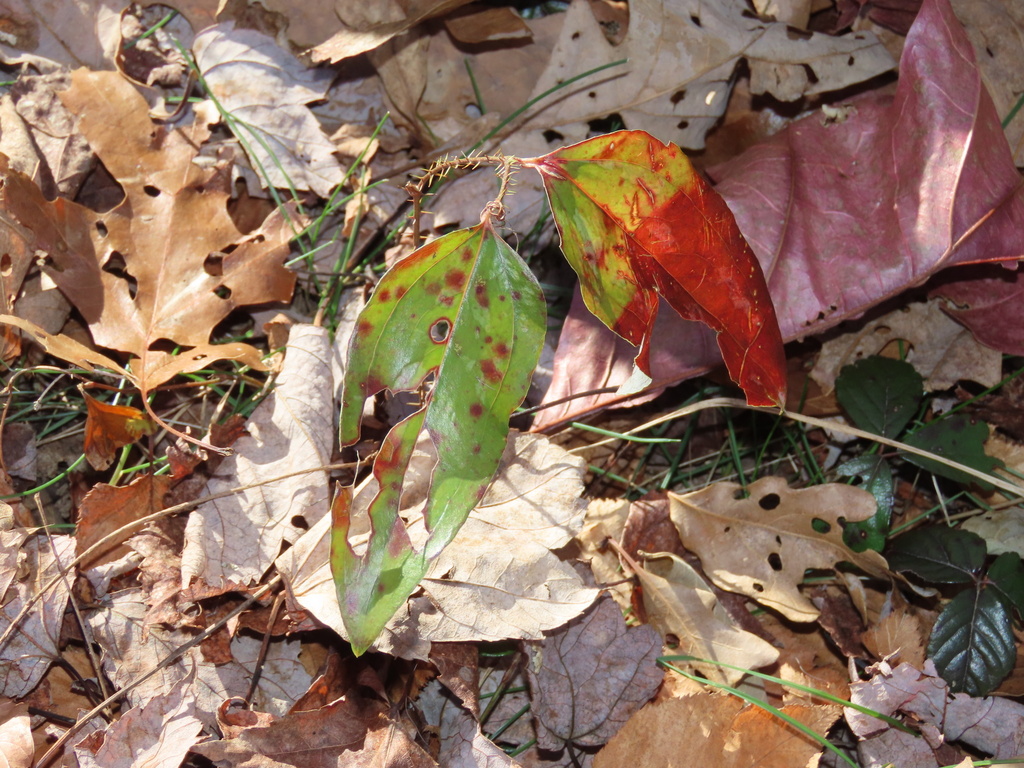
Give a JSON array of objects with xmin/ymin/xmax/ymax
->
[
  {"xmin": 810, "ymin": 299, "xmax": 1003, "ymax": 393},
  {"xmin": 0, "ymin": 699, "xmax": 32, "ymax": 768},
  {"xmin": 522, "ymin": 0, "xmax": 894, "ymax": 148},
  {"xmin": 181, "ymin": 325, "xmax": 335, "ymax": 592},
  {"xmin": 637, "ymin": 552, "xmax": 779, "ymax": 684},
  {"xmin": 277, "ymin": 431, "xmax": 597, "ymax": 657},
  {"xmin": 0, "ymin": 315, "xmax": 128, "ymax": 377},
  {"xmin": 0, "ymin": 534, "xmax": 73, "ymax": 698},
  {"xmin": 962, "ymin": 506, "xmax": 1024, "ymax": 556},
  {"xmin": 194, "ymin": 23, "xmax": 345, "ymax": 198},
  {"xmin": 73, "ymin": 683, "xmax": 203, "ymax": 768},
  {"xmin": 0, "ymin": 0, "xmax": 122, "ymax": 70},
  {"xmin": 669, "ymin": 477, "xmax": 889, "ymax": 621}
]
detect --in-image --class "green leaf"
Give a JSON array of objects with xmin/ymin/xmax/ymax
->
[
  {"xmin": 988, "ymin": 551, "xmax": 1024, "ymax": 618},
  {"xmin": 835, "ymin": 357, "xmax": 923, "ymax": 438},
  {"xmin": 886, "ymin": 526, "xmax": 986, "ymax": 583},
  {"xmin": 903, "ymin": 415, "xmax": 1003, "ymax": 491},
  {"xmin": 928, "ymin": 587, "xmax": 1015, "ymax": 696},
  {"xmin": 525, "ymin": 130, "xmax": 786, "ymax": 406},
  {"xmin": 335, "ymin": 218, "xmax": 545, "ymax": 653},
  {"xmin": 837, "ymin": 455, "xmax": 893, "ymax": 552}
]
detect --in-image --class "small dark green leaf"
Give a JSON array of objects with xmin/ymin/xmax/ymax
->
[
  {"xmin": 887, "ymin": 526, "xmax": 986, "ymax": 583},
  {"xmin": 835, "ymin": 357, "xmax": 923, "ymax": 438},
  {"xmin": 903, "ymin": 415, "xmax": 1003, "ymax": 491},
  {"xmin": 837, "ymin": 455, "xmax": 893, "ymax": 552},
  {"xmin": 988, "ymin": 551, "xmax": 1024, "ymax": 618},
  {"xmin": 928, "ymin": 587, "xmax": 1015, "ymax": 696}
]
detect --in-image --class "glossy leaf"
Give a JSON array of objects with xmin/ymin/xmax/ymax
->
[
  {"xmin": 524, "ymin": 130, "xmax": 786, "ymax": 406},
  {"xmin": 335, "ymin": 217, "xmax": 545, "ymax": 654},
  {"xmin": 903, "ymin": 415, "xmax": 1003, "ymax": 491},
  {"xmin": 988, "ymin": 552, "xmax": 1024, "ymax": 618},
  {"xmin": 837, "ymin": 455, "xmax": 894, "ymax": 553},
  {"xmin": 928, "ymin": 587, "xmax": 1015, "ymax": 696},
  {"xmin": 887, "ymin": 526, "xmax": 986, "ymax": 583},
  {"xmin": 835, "ymin": 357, "xmax": 923, "ymax": 439}
]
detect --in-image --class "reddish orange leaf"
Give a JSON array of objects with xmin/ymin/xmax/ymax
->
[
  {"xmin": 83, "ymin": 392, "xmax": 155, "ymax": 471},
  {"xmin": 524, "ymin": 130, "xmax": 786, "ymax": 406}
]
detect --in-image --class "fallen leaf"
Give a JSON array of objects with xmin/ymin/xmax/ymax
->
[
  {"xmin": 0, "ymin": 0, "xmax": 123, "ymax": 70},
  {"xmin": 669, "ymin": 477, "xmax": 890, "ymax": 621},
  {"xmin": 0, "ymin": 534, "xmax": 73, "ymax": 699},
  {"xmin": 636, "ymin": 551, "xmax": 780, "ymax": 684},
  {"xmin": 82, "ymin": 392, "xmax": 155, "ymax": 471},
  {"xmin": 42, "ymin": 69, "xmax": 296, "ymax": 396},
  {"xmin": 526, "ymin": 597, "xmax": 662, "ymax": 751},
  {"xmin": 194, "ymin": 23, "xmax": 346, "ymax": 198},
  {"xmin": 525, "ymin": 130, "xmax": 786, "ymax": 405},
  {"xmin": 278, "ymin": 431, "xmax": 597, "ymax": 658},
  {"xmin": 534, "ymin": 0, "xmax": 1024, "ymax": 428},
  {"xmin": 962, "ymin": 505, "xmax": 1024, "ymax": 557},
  {"xmin": 521, "ymin": 0, "xmax": 894, "ymax": 147},
  {"xmin": 181, "ymin": 325, "xmax": 336, "ymax": 593},
  {"xmin": 933, "ymin": 265, "xmax": 1024, "ymax": 357},
  {"xmin": 811, "ymin": 300, "xmax": 1004, "ymax": 393},
  {"xmin": 75, "ymin": 474, "xmax": 171, "ymax": 570},
  {"xmin": 595, "ymin": 689, "xmax": 839, "ymax": 768},
  {"xmin": 0, "ymin": 699, "xmax": 32, "ymax": 768},
  {"xmin": 74, "ymin": 682, "xmax": 203, "ymax": 768}
]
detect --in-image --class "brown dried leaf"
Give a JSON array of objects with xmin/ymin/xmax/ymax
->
[
  {"xmin": 76, "ymin": 474, "xmax": 171, "ymax": 569},
  {"xmin": 36, "ymin": 69, "xmax": 297, "ymax": 395},
  {"xmin": 82, "ymin": 392, "xmax": 155, "ymax": 471},
  {"xmin": 526, "ymin": 597, "xmax": 662, "ymax": 751},
  {"xmin": 669, "ymin": 477, "xmax": 890, "ymax": 622},
  {"xmin": 0, "ymin": 534, "xmax": 72, "ymax": 698},
  {"xmin": 595, "ymin": 691, "xmax": 839, "ymax": 768},
  {"xmin": 0, "ymin": 0, "xmax": 123, "ymax": 70}
]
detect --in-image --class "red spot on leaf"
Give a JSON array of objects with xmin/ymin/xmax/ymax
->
[
  {"xmin": 480, "ymin": 359, "xmax": 502, "ymax": 383},
  {"xmin": 484, "ymin": 336, "xmax": 493, "ymax": 344},
  {"xmin": 446, "ymin": 270, "xmax": 467, "ymax": 290},
  {"xmin": 396, "ymin": 286, "xmax": 407, "ymax": 299},
  {"xmin": 356, "ymin": 319, "xmax": 374, "ymax": 336},
  {"xmin": 471, "ymin": 443, "xmax": 481, "ymax": 455},
  {"xmin": 474, "ymin": 282, "xmax": 489, "ymax": 308},
  {"xmin": 376, "ymin": 288, "xmax": 391, "ymax": 302},
  {"xmin": 439, "ymin": 294, "xmax": 454, "ymax": 307},
  {"xmin": 469, "ymin": 403, "xmax": 483, "ymax": 418},
  {"xmin": 425, "ymin": 282, "xmax": 441, "ymax": 295},
  {"xmin": 494, "ymin": 343, "xmax": 510, "ymax": 358},
  {"xmin": 511, "ymin": 290, "xmax": 521, "ymax": 300}
]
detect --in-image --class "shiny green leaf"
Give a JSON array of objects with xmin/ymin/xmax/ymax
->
[
  {"xmin": 835, "ymin": 357, "xmax": 922, "ymax": 439},
  {"xmin": 837, "ymin": 455, "xmax": 894, "ymax": 552},
  {"xmin": 887, "ymin": 526, "xmax": 986, "ymax": 583},
  {"xmin": 928, "ymin": 587, "xmax": 1015, "ymax": 696}
]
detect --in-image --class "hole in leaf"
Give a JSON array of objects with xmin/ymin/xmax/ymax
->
[
  {"xmin": 733, "ymin": 488, "xmax": 750, "ymax": 500},
  {"xmin": 689, "ymin": 13, "xmax": 702, "ymax": 26},
  {"xmin": 588, "ymin": 113, "xmax": 624, "ymax": 134},
  {"xmin": 800, "ymin": 63, "xmax": 819, "ymax": 85},
  {"xmin": 542, "ymin": 129, "xmax": 564, "ymax": 143},
  {"xmin": 677, "ymin": 120, "xmax": 690, "ymax": 130},
  {"xmin": 571, "ymin": 31, "xmax": 580, "ymax": 40},
  {"xmin": 758, "ymin": 493, "xmax": 781, "ymax": 510},
  {"xmin": 143, "ymin": 184, "xmax": 161, "ymax": 197},
  {"xmin": 0, "ymin": 253, "xmax": 10, "ymax": 276},
  {"xmin": 429, "ymin": 319, "xmax": 451, "ymax": 343},
  {"xmin": 847, "ymin": 55, "xmax": 855, "ymax": 66},
  {"xmin": 291, "ymin": 515, "xmax": 308, "ymax": 530},
  {"xmin": 723, "ymin": 526, "xmax": 731, "ymax": 533},
  {"xmin": 95, "ymin": 221, "xmax": 108, "ymax": 237},
  {"xmin": 465, "ymin": 103, "xmax": 481, "ymax": 118},
  {"xmin": 768, "ymin": 553, "xmax": 783, "ymax": 571},
  {"xmin": 204, "ymin": 253, "xmax": 224, "ymax": 276},
  {"xmin": 588, "ymin": 91, "xmax": 596, "ymax": 98},
  {"xmin": 786, "ymin": 26, "xmax": 812, "ymax": 41},
  {"xmin": 102, "ymin": 251, "xmax": 138, "ymax": 299},
  {"xmin": 812, "ymin": 518, "xmax": 832, "ymax": 534},
  {"xmin": 214, "ymin": 285, "xmax": 231, "ymax": 300},
  {"xmin": 752, "ymin": 582, "xmax": 764, "ymax": 592},
  {"xmin": 670, "ymin": 89, "xmax": 687, "ymax": 105}
]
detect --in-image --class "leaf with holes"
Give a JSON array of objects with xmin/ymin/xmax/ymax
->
[
  {"xmin": 668, "ymin": 477, "xmax": 890, "ymax": 621},
  {"xmin": 837, "ymin": 455, "xmax": 895, "ymax": 553},
  {"xmin": 336, "ymin": 215, "xmax": 545, "ymax": 654},
  {"xmin": 0, "ymin": 70, "xmax": 297, "ymax": 404},
  {"xmin": 523, "ymin": 130, "xmax": 785, "ymax": 404}
]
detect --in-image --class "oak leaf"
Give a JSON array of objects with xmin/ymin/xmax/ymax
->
[
  {"xmin": 4, "ymin": 70, "xmax": 297, "ymax": 401},
  {"xmin": 669, "ymin": 477, "xmax": 890, "ymax": 622}
]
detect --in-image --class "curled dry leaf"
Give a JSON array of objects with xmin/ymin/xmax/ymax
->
[
  {"xmin": 82, "ymin": 392, "xmax": 155, "ymax": 471},
  {"xmin": 669, "ymin": 477, "xmax": 889, "ymax": 622},
  {"xmin": 526, "ymin": 597, "xmax": 663, "ymax": 751},
  {"xmin": 0, "ymin": 699, "xmax": 32, "ymax": 768},
  {"xmin": 277, "ymin": 431, "xmax": 597, "ymax": 659},
  {"xmin": 637, "ymin": 552, "xmax": 779, "ymax": 684},
  {"xmin": 194, "ymin": 23, "xmax": 346, "ymax": 198}
]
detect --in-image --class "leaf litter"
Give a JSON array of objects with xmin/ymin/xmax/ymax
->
[{"xmin": 1, "ymin": 0, "xmax": 1024, "ymax": 765}]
